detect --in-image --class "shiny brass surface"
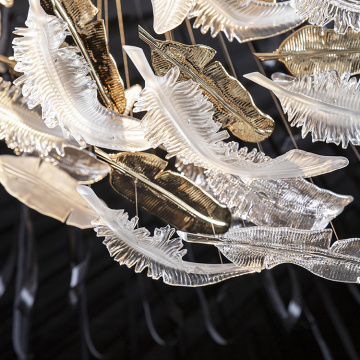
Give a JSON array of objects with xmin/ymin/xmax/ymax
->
[
  {"xmin": 95, "ymin": 148, "xmax": 231, "ymax": 234},
  {"xmin": 139, "ymin": 27, "xmax": 275, "ymax": 143},
  {"xmin": 41, "ymin": 0, "xmax": 126, "ymax": 113},
  {"xmin": 254, "ymin": 25, "xmax": 360, "ymax": 76}
]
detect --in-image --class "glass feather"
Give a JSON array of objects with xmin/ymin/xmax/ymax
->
[
  {"xmin": 150, "ymin": 0, "xmax": 195, "ymax": 34},
  {"xmin": 180, "ymin": 227, "xmax": 360, "ymax": 283},
  {"xmin": 188, "ymin": 0, "xmax": 303, "ymax": 43},
  {"xmin": 291, "ymin": 0, "xmax": 360, "ymax": 34},
  {"xmin": 0, "ymin": 155, "xmax": 97, "ymax": 228},
  {"xmin": 245, "ymin": 70, "xmax": 360, "ymax": 148},
  {"xmin": 12, "ymin": 0, "xmax": 151, "ymax": 151},
  {"xmin": 77, "ymin": 185, "xmax": 256, "ymax": 287},
  {"xmin": 0, "ymin": 78, "xmax": 75, "ymax": 157},
  {"xmin": 176, "ymin": 148, "xmax": 352, "ymax": 230},
  {"xmin": 124, "ymin": 45, "xmax": 348, "ymax": 180},
  {"xmin": 254, "ymin": 25, "xmax": 360, "ymax": 77},
  {"xmin": 40, "ymin": 0, "xmax": 127, "ymax": 113}
]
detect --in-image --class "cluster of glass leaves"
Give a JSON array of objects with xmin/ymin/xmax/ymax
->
[{"xmin": 0, "ymin": 0, "xmax": 359, "ymax": 287}]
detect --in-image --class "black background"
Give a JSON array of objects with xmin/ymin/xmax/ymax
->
[{"xmin": 0, "ymin": 1, "xmax": 360, "ymax": 359}]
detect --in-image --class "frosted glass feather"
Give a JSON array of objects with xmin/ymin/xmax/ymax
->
[
  {"xmin": 0, "ymin": 155, "xmax": 97, "ymax": 228},
  {"xmin": 151, "ymin": 0, "xmax": 195, "ymax": 33},
  {"xmin": 0, "ymin": 78, "xmax": 109, "ymax": 183},
  {"xmin": 188, "ymin": 0, "xmax": 303, "ymax": 42},
  {"xmin": 0, "ymin": 78, "xmax": 76, "ymax": 157},
  {"xmin": 292, "ymin": 0, "xmax": 360, "ymax": 34},
  {"xmin": 77, "ymin": 185, "xmax": 255, "ymax": 287},
  {"xmin": 12, "ymin": 0, "xmax": 151, "ymax": 151},
  {"xmin": 244, "ymin": 71, "xmax": 360, "ymax": 148},
  {"xmin": 124, "ymin": 46, "xmax": 348, "ymax": 180},
  {"xmin": 176, "ymin": 148, "xmax": 353, "ymax": 230},
  {"xmin": 180, "ymin": 227, "xmax": 360, "ymax": 283}
]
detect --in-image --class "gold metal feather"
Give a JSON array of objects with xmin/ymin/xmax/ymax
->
[
  {"xmin": 40, "ymin": 0, "xmax": 126, "ymax": 113},
  {"xmin": 254, "ymin": 25, "xmax": 360, "ymax": 77},
  {"xmin": 95, "ymin": 148, "xmax": 231, "ymax": 234},
  {"xmin": 139, "ymin": 27, "xmax": 274, "ymax": 143}
]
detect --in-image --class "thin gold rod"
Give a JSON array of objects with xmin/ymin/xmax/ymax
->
[
  {"xmin": 218, "ymin": 33, "xmax": 237, "ymax": 79},
  {"xmin": 0, "ymin": 54, "xmax": 16, "ymax": 68},
  {"xmin": 96, "ymin": 0, "xmax": 102, "ymax": 20},
  {"xmin": 134, "ymin": 178, "xmax": 139, "ymax": 228},
  {"xmin": 104, "ymin": 0, "xmax": 109, "ymax": 39},
  {"xmin": 350, "ymin": 143, "xmax": 360, "ymax": 162},
  {"xmin": 185, "ymin": 18, "xmax": 196, "ymax": 46},
  {"xmin": 116, "ymin": 0, "xmax": 131, "ymax": 90}
]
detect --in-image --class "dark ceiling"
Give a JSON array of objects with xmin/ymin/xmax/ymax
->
[{"xmin": 1, "ymin": 1, "xmax": 360, "ymax": 359}]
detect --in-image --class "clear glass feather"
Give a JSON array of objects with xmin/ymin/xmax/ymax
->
[
  {"xmin": 12, "ymin": 0, "xmax": 151, "ymax": 151},
  {"xmin": 180, "ymin": 227, "xmax": 360, "ymax": 283},
  {"xmin": 176, "ymin": 148, "xmax": 353, "ymax": 230},
  {"xmin": 150, "ymin": 0, "xmax": 195, "ymax": 33},
  {"xmin": 292, "ymin": 0, "xmax": 360, "ymax": 34},
  {"xmin": 0, "ymin": 77, "xmax": 76, "ymax": 157},
  {"xmin": 245, "ymin": 70, "xmax": 360, "ymax": 148},
  {"xmin": 124, "ymin": 45, "xmax": 348, "ymax": 180},
  {"xmin": 188, "ymin": 0, "xmax": 303, "ymax": 42},
  {"xmin": 77, "ymin": 185, "xmax": 255, "ymax": 287},
  {"xmin": 0, "ymin": 155, "xmax": 97, "ymax": 228}
]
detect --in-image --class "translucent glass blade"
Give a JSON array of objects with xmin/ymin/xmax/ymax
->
[
  {"xmin": 13, "ymin": 0, "xmax": 151, "ymax": 151},
  {"xmin": 245, "ymin": 71, "xmax": 360, "ymax": 148},
  {"xmin": 78, "ymin": 185, "xmax": 256, "ymax": 287},
  {"xmin": 125, "ymin": 45, "xmax": 348, "ymax": 180},
  {"xmin": 181, "ymin": 227, "xmax": 360, "ymax": 283}
]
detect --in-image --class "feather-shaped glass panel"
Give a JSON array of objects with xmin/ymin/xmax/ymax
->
[
  {"xmin": 254, "ymin": 25, "xmax": 360, "ymax": 77},
  {"xmin": 40, "ymin": 0, "xmax": 126, "ymax": 113},
  {"xmin": 0, "ymin": 155, "xmax": 97, "ymax": 228},
  {"xmin": 176, "ymin": 149, "xmax": 353, "ymax": 230},
  {"xmin": 95, "ymin": 148, "xmax": 231, "ymax": 234},
  {"xmin": 188, "ymin": 0, "xmax": 303, "ymax": 42},
  {"xmin": 139, "ymin": 28, "xmax": 274, "ymax": 142},
  {"xmin": 12, "ymin": 0, "xmax": 151, "ymax": 151},
  {"xmin": 245, "ymin": 70, "xmax": 360, "ymax": 148},
  {"xmin": 180, "ymin": 227, "xmax": 360, "ymax": 283},
  {"xmin": 0, "ymin": 78, "xmax": 76, "ymax": 157},
  {"xmin": 124, "ymin": 45, "xmax": 348, "ymax": 180},
  {"xmin": 292, "ymin": 0, "xmax": 360, "ymax": 34},
  {"xmin": 150, "ymin": 0, "xmax": 195, "ymax": 34},
  {"xmin": 77, "ymin": 185, "xmax": 255, "ymax": 287}
]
